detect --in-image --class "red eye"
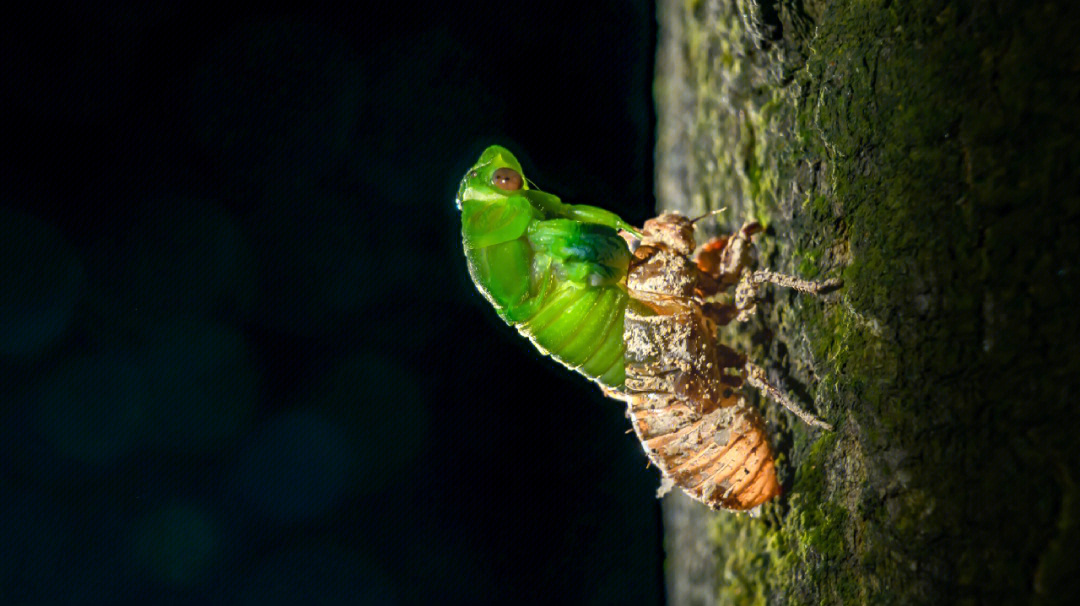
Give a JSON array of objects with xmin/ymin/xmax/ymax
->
[{"xmin": 491, "ymin": 167, "xmax": 523, "ymax": 191}]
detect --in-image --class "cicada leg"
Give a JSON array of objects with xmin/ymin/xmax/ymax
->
[
  {"xmin": 743, "ymin": 361, "xmax": 833, "ymax": 430},
  {"xmin": 694, "ymin": 222, "xmax": 763, "ymax": 289},
  {"xmin": 696, "ymin": 220, "xmax": 841, "ymax": 321},
  {"xmin": 734, "ymin": 269, "xmax": 843, "ymax": 322},
  {"xmin": 729, "ymin": 269, "xmax": 839, "ymax": 428},
  {"xmin": 695, "ymin": 223, "xmax": 838, "ymax": 429}
]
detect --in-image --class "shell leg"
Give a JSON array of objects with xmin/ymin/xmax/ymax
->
[
  {"xmin": 694, "ymin": 222, "xmax": 763, "ymax": 288},
  {"xmin": 743, "ymin": 362, "xmax": 832, "ymax": 430},
  {"xmin": 735, "ymin": 268, "xmax": 844, "ymax": 322}
]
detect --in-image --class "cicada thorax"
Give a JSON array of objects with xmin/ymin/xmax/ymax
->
[{"xmin": 619, "ymin": 213, "xmax": 781, "ymax": 510}]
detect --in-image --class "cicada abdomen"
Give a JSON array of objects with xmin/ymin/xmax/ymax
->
[
  {"xmin": 619, "ymin": 214, "xmax": 779, "ymax": 510},
  {"xmin": 513, "ymin": 266, "xmax": 630, "ymax": 387},
  {"xmin": 615, "ymin": 212, "xmax": 837, "ymax": 511}
]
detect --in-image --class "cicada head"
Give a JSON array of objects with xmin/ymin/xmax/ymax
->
[
  {"xmin": 455, "ymin": 145, "xmax": 527, "ymax": 210},
  {"xmin": 627, "ymin": 213, "xmax": 700, "ymax": 299},
  {"xmin": 640, "ymin": 212, "xmax": 696, "ymax": 256}
]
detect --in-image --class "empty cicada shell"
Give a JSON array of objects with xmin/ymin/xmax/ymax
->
[{"xmin": 611, "ymin": 212, "xmax": 838, "ymax": 511}]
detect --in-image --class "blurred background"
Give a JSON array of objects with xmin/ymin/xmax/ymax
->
[{"xmin": 1, "ymin": 1, "xmax": 661, "ymax": 603}]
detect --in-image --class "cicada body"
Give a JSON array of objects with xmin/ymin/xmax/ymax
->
[
  {"xmin": 457, "ymin": 146, "xmax": 641, "ymax": 387},
  {"xmin": 615, "ymin": 213, "xmax": 836, "ymax": 511},
  {"xmin": 456, "ymin": 147, "xmax": 837, "ymax": 511}
]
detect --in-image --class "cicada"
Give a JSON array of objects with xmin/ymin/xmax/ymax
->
[
  {"xmin": 457, "ymin": 147, "xmax": 838, "ymax": 511},
  {"xmin": 456, "ymin": 145, "xmax": 641, "ymax": 387},
  {"xmin": 612, "ymin": 212, "xmax": 838, "ymax": 510}
]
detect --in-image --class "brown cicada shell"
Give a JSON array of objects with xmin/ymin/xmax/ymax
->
[{"xmin": 610, "ymin": 212, "xmax": 838, "ymax": 511}]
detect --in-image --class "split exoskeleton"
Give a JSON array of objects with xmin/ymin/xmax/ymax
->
[{"xmin": 607, "ymin": 212, "xmax": 838, "ymax": 511}]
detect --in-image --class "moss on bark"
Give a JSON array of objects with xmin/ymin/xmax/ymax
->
[{"xmin": 655, "ymin": 0, "xmax": 1080, "ymax": 603}]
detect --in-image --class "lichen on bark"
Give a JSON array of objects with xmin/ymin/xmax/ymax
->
[{"xmin": 655, "ymin": 0, "xmax": 1080, "ymax": 604}]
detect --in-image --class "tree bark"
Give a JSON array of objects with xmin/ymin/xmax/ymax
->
[{"xmin": 654, "ymin": 0, "xmax": 1080, "ymax": 604}]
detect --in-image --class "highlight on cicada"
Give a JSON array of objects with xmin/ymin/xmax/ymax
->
[{"xmin": 610, "ymin": 212, "xmax": 839, "ymax": 511}]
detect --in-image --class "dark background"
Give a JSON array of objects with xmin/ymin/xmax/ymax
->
[{"xmin": 1, "ymin": 1, "xmax": 661, "ymax": 603}]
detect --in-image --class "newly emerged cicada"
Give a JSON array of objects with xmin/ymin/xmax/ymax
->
[
  {"xmin": 611, "ymin": 213, "xmax": 838, "ymax": 511},
  {"xmin": 457, "ymin": 146, "xmax": 641, "ymax": 387}
]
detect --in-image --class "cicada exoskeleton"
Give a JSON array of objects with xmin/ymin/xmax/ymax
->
[{"xmin": 612, "ymin": 212, "xmax": 837, "ymax": 511}]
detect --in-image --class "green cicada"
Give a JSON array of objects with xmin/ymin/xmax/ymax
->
[{"xmin": 456, "ymin": 145, "xmax": 641, "ymax": 388}]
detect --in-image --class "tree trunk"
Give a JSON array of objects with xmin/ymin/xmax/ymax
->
[{"xmin": 654, "ymin": 0, "xmax": 1080, "ymax": 604}]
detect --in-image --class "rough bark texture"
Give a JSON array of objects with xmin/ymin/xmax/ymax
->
[{"xmin": 655, "ymin": 0, "xmax": 1080, "ymax": 604}]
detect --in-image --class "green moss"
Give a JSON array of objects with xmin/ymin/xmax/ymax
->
[
  {"xmin": 794, "ymin": 248, "xmax": 822, "ymax": 280},
  {"xmin": 791, "ymin": 431, "xmax": 834, "ymax": 498},
  {"xmin": 708, "ymin": 513, "xmax": 772, "ymax": 606}
]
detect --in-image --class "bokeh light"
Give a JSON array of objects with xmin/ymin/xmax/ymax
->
[
  {"xmin": 136, "ymin": 316, "xmax": 259, "ymax": 454},
  {"xmin": 119, "ymin": 197, "xmax": 256, "ymax": 317},
  {"xmin": 34, "ymin": 353, "xmax": 148, "ymax": 467},
  {"xmin": 230, "ymin": 409, "xmax": 357, "ymax": 523},
  {"xmin": 129, "ymin": 503, "xmax": 227, "ymax": 591}
]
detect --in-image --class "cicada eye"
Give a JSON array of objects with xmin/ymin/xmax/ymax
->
[{"xmin": 491, "ymin": 167, "xmax": 523, "ymax": 191}]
